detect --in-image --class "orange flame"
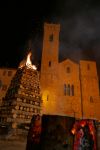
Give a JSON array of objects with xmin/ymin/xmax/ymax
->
[
  {"xmin": 26, "ymin": 52, "xmax": 37, "ymax": 70},
  {"xmin": 19, "ymin": 52, "xmax": 37, "ymax": 70},
  {"xmin": 71, "ymin": 128, "xmax": 76, "ymax": 135}
]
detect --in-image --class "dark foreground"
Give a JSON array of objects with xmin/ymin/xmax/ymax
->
[{"xmin": 0, "ymin": 140, "xmax": 26, "ymax": 150}]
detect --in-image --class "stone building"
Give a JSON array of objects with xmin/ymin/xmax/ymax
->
[
  {"xmin": 0, "ymin": 22, "xmax": 99, "ymax": 148},
  {"xmin": 40, "ymin": 23, "xmax": 100, "ymax": 121},
  {"xmin": 0, "ymin": 68, "xmax": 16, "ymax": 105},
  {"xmin": 0, "ymin": 23, "xmax": 99, "ymax": 122}
]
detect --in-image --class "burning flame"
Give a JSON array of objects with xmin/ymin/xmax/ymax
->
[
  {"xmin": 71, "ymin": 128, "xmax": 76, "ymax": 135},
  {"xmin": 26, "ymin": 52, "xmax": 37, "ymax": 70},
  {"xmin": 19, "ymin": 52, "xmax": 37, "ymax": 70}
]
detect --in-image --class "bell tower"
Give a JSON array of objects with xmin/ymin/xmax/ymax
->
[
  {"xmin": 40, "ymin": 23, "xmax": 60, "ymax": 114},
  {"xmin": 41, "ymin": 23, "xmax": 60, "ymax": 74}
]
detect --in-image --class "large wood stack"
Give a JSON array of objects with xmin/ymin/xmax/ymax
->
[{"xmin": 0, "ymin": 65, "xmax": 41, "ymax": 131}]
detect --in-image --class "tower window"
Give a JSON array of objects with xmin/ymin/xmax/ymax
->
[
  {"xmin": 87, "ymin": 64, "xmax": 90, "ymax": 70},
  {"xmin": 66, "ymin": 67, "xmax": 70, "ymax": 73},
  {"xmin": 47, "ymin": 95, "xmax": 49, "ymax": 101},
  {"xmin": 64, "ymin": 84, "xmax": 67, "ymax": 95},
  {"xmin": 90, "ymin": 96, "xmax": 93, "ymax": 102},
  {"xmin": 49, "ymin": 61, "xmax": 51, "ymax": 67},
  {"xmin": 49, "ymin": 34, "xmax": 53, "ymax": 42}
]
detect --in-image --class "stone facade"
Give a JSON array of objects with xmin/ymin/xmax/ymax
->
[
  {"xmin": 80, "ymin": 60, "xmax": 100, "ymax": 120},
  {"xmin": 0, "ymin": 68, "xmax": 16, "ymax": 105},
  {"xmin": 40, "ymin": 23, "xmax": 100, "ymax": 121}
]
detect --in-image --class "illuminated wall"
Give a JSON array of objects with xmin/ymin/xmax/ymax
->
[
  {"xmin": 80, "ymin": 60, "xmax": 100, "ymax": 119},
  {"xmin": 0, "ymin": 68, "xmax": 16, "ymax": 105},
  {"xmin": 40, "ymin": 23, "xmax": 100, "ymax": 120},
  {"xmin": 40, "ymin": 23, "xmax": 60, "ymax": 115},
  {"xmin": 57, "ymin": 59, "xmax": 81, "ymax": 118}
]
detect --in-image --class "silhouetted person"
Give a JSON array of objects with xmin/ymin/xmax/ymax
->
[
  {"xmin": 80, "ymin": 124, "xmax": 94, "ymax": 150},
  {"xmin": 26, "ymin": 115, "xmax": 41, "ymax": 150}
]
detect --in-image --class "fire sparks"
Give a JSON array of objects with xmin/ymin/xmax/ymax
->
[{"xmin": 19, "ymin": 52, "xmax": 37, "ymax": 70}]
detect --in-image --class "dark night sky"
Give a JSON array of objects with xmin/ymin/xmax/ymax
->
[{"xmin": 0, "ymin": 0, "xmax": 100, "ymax": 75}]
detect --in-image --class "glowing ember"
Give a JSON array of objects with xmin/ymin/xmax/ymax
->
[
  {"xmin": 26, "ymin": 52, "xmax": 37, "ymax": 70},
  {"xmin": 71, "ymin": 128, "xmax": 76, "ymax": 135},
  {"xmin": 80, "ymin": 120, "xmax": 86, "ymax": 127}
]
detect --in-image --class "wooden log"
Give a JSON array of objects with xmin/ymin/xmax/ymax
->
[
  {"xmin": 20, "ymin": 106, "xmax": 23, "ymax": 110},
  {"xmin": 15, "ymin": 105, "xmax": 19, "ymax": 110},
  {"xmin": 0, "ymin": 67, "xmax": 41, "ymax": 128},
  {"xmin": 27, "ymin": 108, "xmax": 29, "ymax": 112},
  {"xmin": 30, "ymin": 108, "xmax": 33, "ymax": 112},
  {"xmin": 13, "ymin": 113, "xmax": 17, "ymax": 118}
]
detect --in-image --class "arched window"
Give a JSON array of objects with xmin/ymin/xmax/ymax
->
[
  {"xmin": 64, "ymin": 84, "xmax": 67, "ymax": 95},
  {"xmin": 49, "ymin": 61, "xmax": 51, "ymax": 67},
  {"xmin": 67, "ymin": 84, "xmax": 70, "ymax": 96},
  {"xmin": 71, "ymin": 85, "xmax": 74, "ymax": 96},
  {"xmin": 49, "ymin": 34, "xmax": 53, "ymax": 42},
  {"xmin": 64, "ymin": 84, "xmax": 74, "ymax": 96},
  {"xmin": 66, "ymin": 67, "xmax": 70, "ymax": 73}
]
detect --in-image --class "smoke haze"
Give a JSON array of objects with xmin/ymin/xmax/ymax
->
[{"xmin": 0, "ymin": 0, "xmax": 100, "ymax": 75}]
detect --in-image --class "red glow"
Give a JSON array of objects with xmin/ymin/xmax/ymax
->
[
  {"xmin": 71, "ymin": 120, "xmax": 96, "ymax": 150},
  {"xmin": 80, "ymin": 120, "xmax": 86, "ymax": 127}
]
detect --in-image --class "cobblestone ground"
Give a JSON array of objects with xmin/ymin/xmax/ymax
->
[{"xmin": 0, "ymin": 140, "xmax": 26, "ymax": 150}]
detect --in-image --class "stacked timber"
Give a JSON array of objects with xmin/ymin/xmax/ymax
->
[{"xmin": 0, "ymin": 65, "xmax": 41, "ymax": 130}]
